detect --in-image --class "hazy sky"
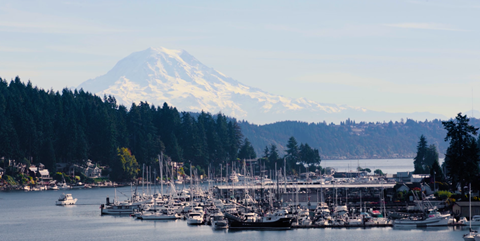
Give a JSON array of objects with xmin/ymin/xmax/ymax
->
[{"xmin": 1, "ymin": 0, "xmax": 479, "ymax": 118}]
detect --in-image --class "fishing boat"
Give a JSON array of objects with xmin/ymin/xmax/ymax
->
[{"xmin": 55, "ymin": 193, "xmax": 77, "ymax": 205}]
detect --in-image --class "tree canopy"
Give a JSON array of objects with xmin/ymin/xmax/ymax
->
[{"xmin": 442, "ymin": 113, "xmax": 479, "ymax": 194}]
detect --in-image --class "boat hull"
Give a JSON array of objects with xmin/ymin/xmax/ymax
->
[
  {"xmin": 394, "ymin": 217, "xmax": 453, "ymax": 227},
  {"xmin": 228, "ymin": 217, "xmax": 293, "ymax": 230}
]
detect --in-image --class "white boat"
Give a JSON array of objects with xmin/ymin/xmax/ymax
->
[
  {"xmin": 464, "ymin": 184, "xmax": 478, "ymax": 241},
  {"xmin": 56, "ymin": 193, "xmax": 77, "ymax": 205},
  {"xmin": 393, "ymin": 209, "xmax": 454, "ymax": 227},
  {"xmin": 49, "ymin": 184, "xmax": 59, "ymax": 190},
  {"xmin": 138, "ymin": 208, "xmax": 181, "ymax": 220},
  {"xmin": 243, "ymin": 212, "xmax": 260, "ymax": 222},
  {"xmin": 70, "ymin": 182, "xmax": 85, "ymax": 189},
  {"xmin": 297, "ymin": 210, "xmax": 312, "ymax": 226},
  {"xmin": 333, "ymin": 205, "xmax": 348, "ymax": 216},
  {"xmin": 58, "ymin": 182, "xmax": 70, "ymax": 189},
  {"xmin": 187, "ymin": 212, "xmax": 204, "ymax": 225},
  {"xmin": 460, "ymin": 216, "xmax": 480, "ymax": 226},
  {"xmin": 211, "ymin": 213, "xmax": 228, "ymax": 229}
]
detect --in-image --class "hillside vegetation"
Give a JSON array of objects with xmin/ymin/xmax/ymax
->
[{"xmin": 240, "ymin": 118, "xmax": 480, "ymax": 160}]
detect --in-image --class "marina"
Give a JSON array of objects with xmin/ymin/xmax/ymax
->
[{"xmin": 0, "ymin": 186, "xmax": 472, "ymax": 241}]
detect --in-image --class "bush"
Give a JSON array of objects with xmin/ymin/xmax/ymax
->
[
  {"xmin": 435, "ymin": 190, "xmax": 452, "ymax": 200},
  {"xmin": 3, "ymin": 175, "xmax": 18, "ymax": 185}
]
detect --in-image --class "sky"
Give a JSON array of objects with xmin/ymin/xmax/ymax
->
[{"xmin": 0, "ymin": 0, "xmax": 479, "ymax": 118}]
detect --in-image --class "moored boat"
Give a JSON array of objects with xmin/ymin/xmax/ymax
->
[
  {"xmin": 56, "ymin": 193, "xmax": 77, "ymax": 205},
  {"xmin": 225, "ymin": 212, "xmax": 293, "ymax": 230}
]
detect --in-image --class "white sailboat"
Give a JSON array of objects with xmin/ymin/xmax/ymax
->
[{"xmin": 464, "ymin": 184, "xmax": 478, "ymax": 241}]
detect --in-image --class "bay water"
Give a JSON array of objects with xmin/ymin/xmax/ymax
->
[{"xmin": 0, "ymin": 158, "xmax": 464, "ymax": 241}]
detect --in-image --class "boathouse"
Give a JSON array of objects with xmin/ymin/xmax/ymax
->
[{"xmin": 452, "ymin": 201, "xmax": 480, "ymax": 218}]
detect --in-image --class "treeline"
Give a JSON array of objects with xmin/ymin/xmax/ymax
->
[
  {"xmin": 0, "ymin": 77, "xmax": 243, "ymax": 179},
  {"xmin": 239, "ymin": 118, "xmax": 480, "ymax": 160}
]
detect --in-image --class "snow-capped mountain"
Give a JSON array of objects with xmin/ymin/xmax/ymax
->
[{"xmin": 78, "ymin": 47, "xmax": 446, "ymax": 124}]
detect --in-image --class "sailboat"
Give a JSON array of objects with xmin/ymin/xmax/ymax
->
[{"xmin": 464, "ymin": 184, "xmax": 478, "ymax": 241}]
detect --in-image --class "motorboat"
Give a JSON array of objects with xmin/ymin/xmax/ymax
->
[
  {"xmin": 297, "ymin": 210, "xmax": 312, "ymax": 226},
  {"xmin": 393, "ymin": 209, "xmax": 454, "ymax": 227},
  {"xmin": 100, "ymin": 196, "xmax": 141, "ymax": 215},
  {"xmin": 187, "ymin": 212, "xmax": 204, "ymax": 225},
  {"xmin": 70, "ymin": 182, "xmax": 85, "ymax": 189},
  {"xmin": 225, "ymin": 209, "xmax": 293, "ymax": 230},
  {"xmin": 460, "ymin": 216, "xmax": 480, "ymax": 226},
  {"xmin": 56, "ymin": 193, "xmax": 77, "ymax": 205},
  {"xmin": 57, "ymin": 182, "xmax": 70, "ymax": 189},
  {"xmin": 138, "ymin": 208, "xmax": 181, "ymax": 220},
  {"xmin": 334, "ymin": 205, "xmax": 348, "ymax": 216},
  {"xmin": 210, "ymin": 212, "xmax": 228, "ymax": 229}
]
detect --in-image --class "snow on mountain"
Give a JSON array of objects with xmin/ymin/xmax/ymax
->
[{"xmin": 78, "ymin": 47, "xmax": 446, "ymax": 124}]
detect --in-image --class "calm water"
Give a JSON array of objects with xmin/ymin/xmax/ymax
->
[{"xmin": 0, "ymin": 185, "xmax": 470, "ymax": 241}]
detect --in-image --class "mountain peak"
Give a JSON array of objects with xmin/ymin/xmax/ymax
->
[{"xmin": 77, "ymin": 48, "xmax": 447, "ymax": 124}]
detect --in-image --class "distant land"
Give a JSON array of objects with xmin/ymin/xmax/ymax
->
[
  {"xmin": 239, "ymin": 118, "xmax": 480, "ymax": 160},
  {"xmin": 77, "ymin": 47, "xmax": 447, "ymax": 125}
]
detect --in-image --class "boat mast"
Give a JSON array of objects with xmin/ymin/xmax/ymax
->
[
  {"xmin": 142, "ymin": 164, "xmax": 145, "ymax": 196},
  {"xmin": 470, "ymin": 183, "xmax": 472, "ymax": 230},
  {"xmin": 159, "ymin": 153, "xmax": 163, "ymax": 200},
  {"xmin": 190, "ymin": 163, "xmax": 193, "ymax": 209}
]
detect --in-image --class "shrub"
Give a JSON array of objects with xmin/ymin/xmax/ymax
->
[{"xmin": 435, "ymin": 190, "xmax": 452, "ymax": 200}]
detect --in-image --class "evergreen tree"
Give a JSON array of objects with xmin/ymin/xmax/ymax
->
[
  {"xmin": 285, "ymin": 136, "xmax": 299, "ymax": 173},
  {"xmin": 268, "ymin": 144, "xmax": 280, "ymax": 169},
  {"xmin": 413, "ymin": 135, "xmax": 428, "ymax": 174},
  {"xmin": 443, "ymin": 113, "xmax": 479, "ymax": 195},
  {"xmin": 238, "ymin": 138, "xmax": 256, "ymax": 160}
]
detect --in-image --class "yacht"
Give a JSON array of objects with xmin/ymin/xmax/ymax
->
[
  {"xmin": 225, "ymin": 209, "xmax": 293, "ymax": 230},
  {"xmin": 393, "ymin": 209, "xmax": 454, "ymax": 227},
  {"xmin": 100, "ymin": 197, "xmax": 142, "ymax": 215},
  {"xmin": 297, "ymin": 209, "xmax": 312, "ymax": 226},
  {"xmin": 210, "ymin": 212, "xmax": 228, "ymax": 229},
  {"xmin": 56, "ymin": 193, "xmax": 77, "ymax": 205},
  {"xmin": 138, "ymin": 208, "xmax": 181, "ymax": 220},
  {"xmin": 187, "ymin": 212, "xmax": 204, "ymax": 225}
]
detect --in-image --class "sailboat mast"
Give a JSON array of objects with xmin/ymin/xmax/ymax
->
[
  {"xmin": 160, "ymin": 154, "xmax": 163, "ymax": 199},
  {"xmin": 142, "ymin": 164, "xmax": 145, "ymax": 195}
]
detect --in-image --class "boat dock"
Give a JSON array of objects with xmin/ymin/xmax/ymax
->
[{"xmin": 215, "ymin": 183, "xmax": 396, "ymax": 190}]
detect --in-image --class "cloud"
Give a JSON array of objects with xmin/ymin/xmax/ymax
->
[{"xmin": 383, "ymin": 23, "xmax": 468, "ymax": 31}]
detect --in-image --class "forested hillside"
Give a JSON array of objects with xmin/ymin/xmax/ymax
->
[
  {"xmin": 0, "ymin": 77, "xmax": 242, "ymax": 177},
  {"xmin": 2, "ymin": 77, "xmax": 478, "ymax": 178},
  {"xmin": 239, "ymin": 118, "xmax": 480, "ymax": 160}
]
